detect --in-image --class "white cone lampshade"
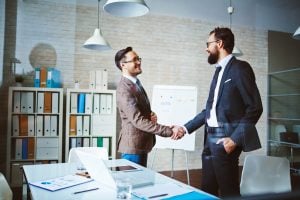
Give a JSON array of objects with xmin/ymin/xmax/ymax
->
[
  {"xmin": 293, "ymin": 26, "xmax": 300, "ymax": 40},
  {"xmin": 103, "ymin": 0, "xmax": 149, "ymax": 17},
  {"xmin": 232, "ymin": 46, "xmax": 243, "ymax": 57},
  {"xmin": 83, "ymin": 28, "xmax": 111, "ymax": 51}
]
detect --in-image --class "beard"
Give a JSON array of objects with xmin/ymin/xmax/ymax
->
[{"xmin": 207, "ymin": 50, "xmax": 219, "ymax": 64}]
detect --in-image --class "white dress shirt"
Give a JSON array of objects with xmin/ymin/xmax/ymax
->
[{"xmin": 207, "ymin": 54, "xmax": 233, "ymax": 127}]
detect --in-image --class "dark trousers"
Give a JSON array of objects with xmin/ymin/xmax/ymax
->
[{"xmin": 201, "ymin": 132, "xmax": 242, "ymax": 198}]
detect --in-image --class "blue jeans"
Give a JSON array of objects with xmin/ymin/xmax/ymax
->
[{"xmin": 121, "ymin": 153, "xmax": 148, "ymax": 167}]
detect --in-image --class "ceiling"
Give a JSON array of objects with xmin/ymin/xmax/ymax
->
[{"xmin": 79, "ymin": 0, "xmax": 300, "ymax": 34}]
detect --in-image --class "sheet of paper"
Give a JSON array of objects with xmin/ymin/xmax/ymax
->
[
  {"xmin": 132, "ymin": 183, "xmax": 192, "ymax": 200},
  {"xmin": 29, "ymin": 174, "xmax": 93, "ymax": 191}
]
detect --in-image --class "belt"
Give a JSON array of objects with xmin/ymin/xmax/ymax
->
[{"xmin": 206, "ymin": 126, "xmax": 225, "ymax": 134}]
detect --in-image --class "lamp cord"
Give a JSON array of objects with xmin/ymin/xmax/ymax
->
[{"xmin": 98, "ymin": 0, "xmax": 100, "ymax": 29}]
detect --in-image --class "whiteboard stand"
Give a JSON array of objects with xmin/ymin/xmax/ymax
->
[{"xmin": 150, "ymin": 148, "xmax": 190, "ymax": 185}]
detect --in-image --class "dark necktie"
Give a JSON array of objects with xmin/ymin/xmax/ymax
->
[
  {"xmin": 206, "ymin": 66, "xmax": 222, "ymax": 119},
  {"xmin": 136, "ymin": 79, "xmax": 150, "ymax": 107}
]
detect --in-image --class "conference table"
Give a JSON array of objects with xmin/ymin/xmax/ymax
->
[{"xmin": 23, "ymin": 159, "xmax": 218, "ymax": 200}]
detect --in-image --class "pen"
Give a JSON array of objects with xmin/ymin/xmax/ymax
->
[
  {"xmin": 148, "ymin": 193, "xmax": 168, "ymax": 199},
  {"xmin": 73, "ymin": 187, "xmax": 99, "ymax": 194}
]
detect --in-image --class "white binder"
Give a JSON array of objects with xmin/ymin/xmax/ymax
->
[
  {"xmin": 28, "ymin": 115, "xmax": 35, "ymax": 136},
  {"xmin": 95, "ymin": 70, "xmax": 103, "ymax": 90},
  {"xmin": 15, "ymin": 138, "xmax": 23, "ymax": 160},
  {"xmin": 89, "ymin": 70, "xmax": 96, "ymax": 89},
  {"xmin": 83, "ymin": 138, "xmax": 90, "ymax": 147},
  {"xmin": 103, "ymin": 137, "xmax": 110, "ymax": 154},
  {"xmin": 13, "ymin": 91, "xmax": 21, "ymax": 113},
  {"xmin": 102, "ymin": 69, "xmax": 108, "ymax": 90},
  {"xmin": 44, "ymin": 116, "xmax": 51, "ymax": 136},
  {"xmin": 92, "ymin": 137, "xmax": 97, "ymax": 147},
  {"xmin": 93, "ymin": 94, "xmax": 100, "ymax": 114},
  {"xmin": 37, "ymin": 92, "xmax": 44, "ymax": 113},
  {"xmin": 12, "ymin": 115, "xmax": 19, "ymax": 136},
  {"xmin": 83, "ymin": 116, "xmax": 90, "ymax": 136},
  {"xmin": 36, "ymin": 116, "xmax": 44, "ymax": 136},
  {"xmin": 100, "ymin": 94, "xmax": 107, "ymax": 114},
  {"xmin": 50, "ymin": 115, "xmax": 57, "ymax": 136},
  {"xmin": 106, "ymin": 94, "xmax": 112, "ymax": 114},
  {"xmin": 70, "ymin": 138, "xmax": 77, "ymax": 149},
  {"xmin": 51, "ymin": 93, "xmax": 59, "ymax": 113},
  {"xmin": 26, "ymin": 92, "xmax": 34, "ymax": 113},
  {"xmin": 70, "ymin": 93, "xmax": 78, "ymax": 113},
  {"xmin": 20, "ymin": 92, "xmax": 28, "ymax": 113},
  {"xmin": 85, "ymin": 93, "xmax": 92, "ymax": 114},
  {"xmin": 76, "ymin": 116, "xmax": 83, "ymax": 136}
]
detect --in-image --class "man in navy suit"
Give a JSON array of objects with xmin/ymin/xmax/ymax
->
[{"xmin": 177, "ymin": 27, "xmax": 263, "ymax": 198}]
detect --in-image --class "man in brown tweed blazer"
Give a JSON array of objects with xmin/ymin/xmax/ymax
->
[{"xmin": 115, "ymin": 47, "xmax": 184, "ymax": 167}]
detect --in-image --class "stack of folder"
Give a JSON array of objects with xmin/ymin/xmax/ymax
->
[{"xmin": 34, "ymin": 67, "xmax": 61, "ymax": 88}]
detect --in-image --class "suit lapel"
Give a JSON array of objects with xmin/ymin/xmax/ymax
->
[{"xmin": 216, "ymin": 56, "xmax": 235, "ymax": 105}]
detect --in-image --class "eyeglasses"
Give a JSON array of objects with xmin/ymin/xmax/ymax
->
[
  {"xmin": 206, "ymin": 40, "xmax": 220, "ymax": 48},
  {"xmin": 122, "ymin": 57, "xmax": 142, "ymax": 64}
]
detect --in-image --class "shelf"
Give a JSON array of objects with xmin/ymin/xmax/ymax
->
[
  {"xmin": 269, "ymin": 117, "xmax": 300, "ymax": 121},
  {"xmin": 6, "ymin": 87, "xmax": 63, "ymax": 186},
  {"xmin": 269, "ymin": 94, "xmax": 300, "ymax": 97},
  {"xmin": 268, "ymin": 67, "xmax": 300, "ymax": 75},
  {"xmin": 65, "ymin": 88, "xmax": 117, "ymax": 161}
]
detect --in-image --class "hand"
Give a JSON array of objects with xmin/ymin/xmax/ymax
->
[
  {"xmin": 171, "ymin": 125, "xmax": 185, "ymax": 140},
  {"xmin": 216, "ymin": 137, "xmax": 237, "ymax": 154},
  {"xmin": 150, "ymin": 112, "xmax": 157, "ymax": 123}
]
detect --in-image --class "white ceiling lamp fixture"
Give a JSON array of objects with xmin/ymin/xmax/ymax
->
[
  {"xmin": 293, "ymin": 26, "xmax": 300, "ymax": 40},
  {"xmin": 103, "ymin": 0, "xmax": 149, "ymax": 17},
  {"xmin": 228, "ymin": 0, "xmax": 243, "ymax": 57},
  {"xmin": 83, "ymin": 0, "xmax": 111, "ymax": 51}
]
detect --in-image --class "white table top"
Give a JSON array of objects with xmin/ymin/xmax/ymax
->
[{"xmin": 23, "ymin": 159, "xmax": 216, "ymax": 200}]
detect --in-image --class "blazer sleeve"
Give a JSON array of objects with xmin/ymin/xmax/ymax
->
[
  {"xmin": 118, "ymin": 89, "xmax": 173, "ymax": 137},
  {"xmin": 184, "ymin": 109, "xmax": 206, "ymax": 133}
]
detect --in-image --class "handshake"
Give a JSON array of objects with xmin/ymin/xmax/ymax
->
[{"xmin": 170, "ymin": 125, "xmax": 186, "ymax": 140}]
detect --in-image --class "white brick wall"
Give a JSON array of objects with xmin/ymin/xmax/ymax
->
[{"xmin": 1, "ymin": 1, "xmax": 268, "ymax": 173}]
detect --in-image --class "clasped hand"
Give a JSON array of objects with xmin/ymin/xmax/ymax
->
[{"xmin": 170, "ymin": 125, "xmax": 185, "ymax": 140}]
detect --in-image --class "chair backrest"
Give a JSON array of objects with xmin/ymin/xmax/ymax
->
[
  {"xmin": 240, "ymin": 155, "xmax": 291, "ymax": 196},
  {"xmin": 68, "ymin": 147, "xmax": 109, "ymax": 169},
  {"xmin": 0, "ymin": 172, "xmax": 13, "ymax": 200}
]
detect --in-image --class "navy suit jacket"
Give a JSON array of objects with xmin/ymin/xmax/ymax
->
[{"xmin": 184, "ymin": 57, "xmax": 263, "ymax": 152}]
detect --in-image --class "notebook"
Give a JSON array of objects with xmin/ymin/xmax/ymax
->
[{"xmin": 77, "ymin": 151, "xmax": 154, "ymax": 189}]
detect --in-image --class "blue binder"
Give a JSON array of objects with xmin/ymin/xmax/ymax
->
[
  {"xmin": 46, "ymin": 68, "xmax": 61, "ymax": 88},
  {"xmin": 34, "ymin": 68, "xmax": 40, "ymax": 87},
  {"xmin": 22, "ymin": 138, "xmax": 28, "ymax": 159},
  {"xmin": 77, "ymin": 93, "xmax": 85, "ymax": 113}
]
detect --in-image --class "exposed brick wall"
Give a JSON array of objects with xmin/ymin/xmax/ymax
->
[{"xmin": 0, "ymin": 1, "xmax": 268, "ymax": 173}]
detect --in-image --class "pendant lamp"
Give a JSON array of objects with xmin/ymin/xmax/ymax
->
[
  {"xmin": 293, "ymin": 26, "xmax": 300, "ymax": 40},
  {"xmin": 103, "ymin": 0, "xmax": 149, "ymax": 17},
  {"xmin": 83, "ymin": 0, "xmax": 111, "ymax": 51},
  {"xmin": 228, "ymin": 0, "xmax": 243, "ymax": 56}
]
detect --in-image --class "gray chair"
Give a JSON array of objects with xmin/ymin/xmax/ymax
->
[
  {"xmin": 240, "ymin": 155, "xmax": 291, "ymax": 196},
  {"xmin": 0, "ymin": 172, "xmax": 13, "ymax": 200}
]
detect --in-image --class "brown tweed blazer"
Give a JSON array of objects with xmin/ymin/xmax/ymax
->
[{"xmin": 116, "ymin": 76, "xmax": 173, "ymax": 154}]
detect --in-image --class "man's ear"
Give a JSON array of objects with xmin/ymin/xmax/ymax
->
[{"xmin": 218, "ymin": 40, "xmax": 224, "ymax": 48}]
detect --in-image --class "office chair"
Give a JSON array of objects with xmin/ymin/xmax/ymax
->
[
  {"xmin": 68, "ymin": 147, "xmax": 109, "ymax": 170},
  {"xmin": 240, "ymin": 155, "xmax": 291, "ymax": 196},
  {"xmin": 0, "ymin": 172, "xmax": 13, "ymax": 200}
]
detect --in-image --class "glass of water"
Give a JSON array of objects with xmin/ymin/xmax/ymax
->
[{"xmin": 116, "ymin": 178, "xmax": 132, "ymax": 199}]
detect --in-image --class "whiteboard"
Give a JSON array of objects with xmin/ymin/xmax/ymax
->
[{"xmin": 151, "ymin": 85, "xmax": 197, "ymax": 151}]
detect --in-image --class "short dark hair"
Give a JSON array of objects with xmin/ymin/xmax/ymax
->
[
  {"xmin": 210, "ymin": 27, "xmax": 234, "ymax": 53},
  {"xmin": 115, "ymin": 46, "xmax": 133, "ymax": 70}
]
